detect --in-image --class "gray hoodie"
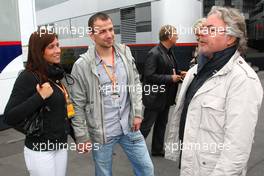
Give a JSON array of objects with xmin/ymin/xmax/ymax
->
[{"xmin": 70, "ymin": 43, "xmax": 143, "ymax": 144}]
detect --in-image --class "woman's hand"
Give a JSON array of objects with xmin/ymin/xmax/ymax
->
[{"xmin": 36, "ymin": 82, "xmax": 53, "ymax": 100}]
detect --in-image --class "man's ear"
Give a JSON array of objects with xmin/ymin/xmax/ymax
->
[
  {"xmin": 227, "ymin": 36, "xmax": 237, "ymax": 46},
  {"xmin": 89, "ymin": 33, "xmax": 95, "ymax": 41}
]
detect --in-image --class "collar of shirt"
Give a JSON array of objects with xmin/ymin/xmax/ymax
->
[{"xmin": 95, "ymin": 48, "xmax": 121, "ymax": 66}]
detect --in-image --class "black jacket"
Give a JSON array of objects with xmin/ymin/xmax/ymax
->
[
  {"xmin": 4, "ymin": 70, "xmax": 69, "ymax": 151},
  {"xmin": 142, "ymin": 43, "xmax": 179, "ymax": 110}
]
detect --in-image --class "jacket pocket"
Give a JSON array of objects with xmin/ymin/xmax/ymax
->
[
  {"xmin": 198, "ymin": 152, "xmax": 219, "ymax": 176},
  {"xmin": 85, "ymin": 104, "xmax": 98, "ymax": 129},
  {"xmin": 200, "ymin": 96, "xmax": 225, "ymax": 133},
  {"xmin": 127, "ymin": 130, "xmax": 144, "ymax": 144}
]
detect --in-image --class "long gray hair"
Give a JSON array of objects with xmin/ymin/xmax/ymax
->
[{"xmin": 208, "ymin": 6, "xmax": 247, "ymax": 54}]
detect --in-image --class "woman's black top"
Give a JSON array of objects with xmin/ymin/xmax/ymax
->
[{"xmin": 4, "ymin": 69, "xmax": 69, "ymax": 151}]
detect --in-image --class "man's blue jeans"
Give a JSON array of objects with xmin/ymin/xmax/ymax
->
[{"xmin": 92, "ymin": 130, "xmax": 154, "ymax": 176}]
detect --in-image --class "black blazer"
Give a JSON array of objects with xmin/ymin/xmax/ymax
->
[{"xmin": 142, "ymin": 44, "xmax": 179, "ymax": 110}]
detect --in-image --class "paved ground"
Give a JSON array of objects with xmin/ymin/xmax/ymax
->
[{"xmin": 0, "ymin": 71, "xmax": 264, "ymax": 176}]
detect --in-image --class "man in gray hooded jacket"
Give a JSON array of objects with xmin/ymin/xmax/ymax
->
[{"xmin": 70, "ymin": 12, "xmax": 154, "ymax": 176}]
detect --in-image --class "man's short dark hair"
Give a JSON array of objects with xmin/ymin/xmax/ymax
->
[
  {"xmin": 159, "ymin": 25, "xmax": 177, "ymax": 41},
  {"xmin": 88, "ymin": 12, "xmax": 112, "ymax": 32}
]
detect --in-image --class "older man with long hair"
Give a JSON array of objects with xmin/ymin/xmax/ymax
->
[{"xmin": 165, "ymin": 6, "xmax": 263, "ymax": 176}]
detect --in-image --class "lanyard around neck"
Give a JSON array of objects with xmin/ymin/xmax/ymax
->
[
  {"xmin": 97, "ymin": 47, "xmax": 117, "ymax": 87},
  {"xmin": 49, "ymin": 79, "xmax": 75, "ymax": 118},
  {"xmin": 49, "ymin": 79, "xmax": 69, "ymax": 101}
]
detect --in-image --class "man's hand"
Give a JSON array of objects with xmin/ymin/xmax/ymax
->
[
  {"xmin": 132, "ymin": 116, "xmax": 142, "ymax": 131},
  {"xmin": 171, "ymin": 74, "xmax": 182, "ymax": 82},
  {"xmin": 180, "ymin": 71, "xmax": 187, "ymax": 79},
  {"xmin": 76, "ymin": 141, "xmax": 93, "ymax": 154},
  {"xmin": 171, "ymin": 68, "xmax": 182, "ymax": 82}
]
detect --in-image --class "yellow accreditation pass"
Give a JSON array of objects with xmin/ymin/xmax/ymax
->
[{"xmin": 67, "ymin": 102, "xmax": 75, "ymax": 119}]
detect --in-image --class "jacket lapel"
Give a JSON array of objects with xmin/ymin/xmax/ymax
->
[
  {"xmin": 193, "ymin": 77, "xmax": 221, "ymax": 99},
  {"xmin": 177, "ymin": 66, "xmax": 197, "ymax": 105},
  {"xmin": 158, "ymin": 46, "xmax": 171, "ymax": 67},
  {"xmin": 82, "ymin": 46, "xmax": 99, "ymax": 79},
  {"xmin": 114, "ymin": 43, "xmax": 131, "ymax": 80},
  {"xmin": 171, "ymin": 49, "xmax": 178, "ymax": 69}
]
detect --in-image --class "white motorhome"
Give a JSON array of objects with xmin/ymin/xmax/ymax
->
[
  {"xmin": 0, "ymin": 0, "xmax": 36, "ymax": 129},
  {"xmin": 35, "ymin": 0, "xmax": 203, "ymax": 73}
]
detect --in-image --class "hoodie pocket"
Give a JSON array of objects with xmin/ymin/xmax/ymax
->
[{"xmin": 85, "ymin": 104, "xmax": 98, "ymax": 129}]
